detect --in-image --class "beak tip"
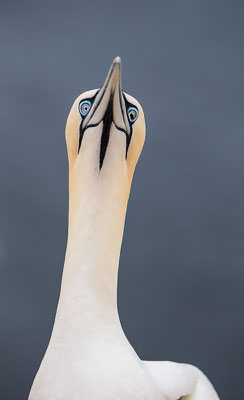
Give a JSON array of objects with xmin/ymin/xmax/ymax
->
[{"xmin": 113, "ymin": 56, "xmax": 121, "ymax": 66}]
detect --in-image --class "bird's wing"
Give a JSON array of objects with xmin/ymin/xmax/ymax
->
[{"xmin": 143, "ymin": 361, "xmax": 220, "ymax": 400}]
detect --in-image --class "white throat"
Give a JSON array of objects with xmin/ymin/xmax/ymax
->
[{"xmin": 52, "ymin": 149, "xmax": 130, "ymax": 346}]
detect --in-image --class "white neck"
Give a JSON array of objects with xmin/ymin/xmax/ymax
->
[{"xmin": 52, "ymin": 158, "xmax": 131, "ymax": 343}]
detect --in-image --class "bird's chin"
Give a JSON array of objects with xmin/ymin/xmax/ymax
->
[
  {"xmin": 77, "ymin": 122, "xmax": 127, "ymax": 177},
  {"xmin": 100, "ymin": 122, "xmax": 127, "ymax": 172}
]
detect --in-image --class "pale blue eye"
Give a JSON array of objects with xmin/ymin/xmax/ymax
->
[
  {"xmin": 127, "ymin": 106, "xmax": 138, "ymax": 123},
  {"xmin": 79, "ymin": 100, "xmax": 92, "ymax": 117}
]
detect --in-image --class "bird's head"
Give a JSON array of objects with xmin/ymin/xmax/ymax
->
[{"xmin": 66, "ymin": 57, "xmax": 145, "ymax": 204}]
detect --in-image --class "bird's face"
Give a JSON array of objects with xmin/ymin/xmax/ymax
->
[{"xmin": 66, "ymin": 58, "xmax": 145, "ymax": 194}]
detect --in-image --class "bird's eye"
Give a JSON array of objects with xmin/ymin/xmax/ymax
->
[
  {"xmin": 79, "ymin": 100, "xmax": 92, "ymax": 117},
  {"xmin": 127, "ymin": 106, "xmax": 138, "ymax": 123}
]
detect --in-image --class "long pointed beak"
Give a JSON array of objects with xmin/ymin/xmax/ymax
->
[{"xmin": 82, "ymin": 57, "xmax": 129, "ymax": 133}]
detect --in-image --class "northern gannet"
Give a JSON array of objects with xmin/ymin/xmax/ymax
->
[{"xmin": 29, "ymin": 57, "xmax": 220, "ymax": 400}]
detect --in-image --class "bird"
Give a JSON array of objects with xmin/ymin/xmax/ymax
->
[{"xmin": 28, "ymin": 57, "xmax": 220, "ymax": 400}]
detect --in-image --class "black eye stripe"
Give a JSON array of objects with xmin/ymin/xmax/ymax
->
[
  {"xmin": 122, "ymin": 93, "xmax": 139, "ymax": 124},
  {"xmin": 122, "ymin": 93, "xmax": 139, "ymax": 153},
  {"xmin": 78, "ymin": 91, "xmax": 99, "ymax": 153}
]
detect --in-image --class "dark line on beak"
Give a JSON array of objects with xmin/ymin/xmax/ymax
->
[
  {"xmin": 100, "ymin": 95, "xmax": 113, "ymax": 169},
  {"xmin": 78, "ymin": 124, "xmax": 84, "ymax": 154}
]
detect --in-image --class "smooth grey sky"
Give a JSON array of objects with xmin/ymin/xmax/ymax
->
[{"xmin": 1, "ymin": 1, "xmax": 244, "ymax": 399}]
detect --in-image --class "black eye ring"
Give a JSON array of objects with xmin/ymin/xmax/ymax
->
[
  {"xmin": 79, "ymin": 100, "xmax": 92, "ymax": 117},
  {"xmin": 127, "ymin": 106, "xmax": 138, "ymax": 123}
]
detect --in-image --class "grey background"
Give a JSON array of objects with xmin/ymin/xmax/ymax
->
[{"xmin": 0, "ymin": 1, "xmax": 243, "ymax": 399}]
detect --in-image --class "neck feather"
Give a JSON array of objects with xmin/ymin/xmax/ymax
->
[{"xmin": 53, "ymin": 164, "xmax": 131, "ymax": 337}]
